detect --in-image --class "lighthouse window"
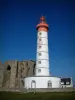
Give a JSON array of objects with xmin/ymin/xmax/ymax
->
[
  {"xmin": 39, "ymin": 46, "xmax": 41, "ymax": 48},
  {"xmin": 38, "ymin": 61, "xmax": 41, "ymax": 64},
  {"xmin": 39, "ymin": 38, "xmax": 41, "ymax": 41},
  {"xmin": 38, "ymin": 69, "xmax": 41, "ymax": 72},
  {"xmin": 39, "ymin": 32, "xmax": 42, "ymax": 35},
  {"xmin": 38, "ymin": 53, "xmax": 41, "ymax": 56}
]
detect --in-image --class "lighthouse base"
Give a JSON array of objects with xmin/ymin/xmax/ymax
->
[{"xmin": 24, "ymin": 76, "xmax": 61, "ymax": 88}]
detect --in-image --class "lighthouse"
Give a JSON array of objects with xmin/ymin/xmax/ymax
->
[
  {"xmin": 36, "ymin": 16, "xmax": 50, "ymax": 76},
  {"xmin": 24, "ymin": 16, "xmax": 61, "ymax": 89}
]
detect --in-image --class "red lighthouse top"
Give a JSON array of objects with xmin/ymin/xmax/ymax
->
[{"xmin": 36, "ymin": 16, "xmax": 49, "ymax": 32}]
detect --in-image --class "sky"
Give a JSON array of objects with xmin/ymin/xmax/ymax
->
[{"xmin": 0, "ymin": 0, "xmax": 75, "ymax": 84}]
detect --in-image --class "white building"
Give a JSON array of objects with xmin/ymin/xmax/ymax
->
[
  {"xmin": 24, "ymin": 16, "xmax": 61, "ymax": 88},
  {"xmin": 61, "ymin": 78, "xmax": 73, "ymax": 88}
]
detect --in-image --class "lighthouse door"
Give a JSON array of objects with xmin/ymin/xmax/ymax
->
[
  {"xmin": 48, "ymin": 80, "xmax": 52, "ymax": 88},
  {"xmin": 31, "ymin": 80, "xmax": 36, "ymax": 88}
]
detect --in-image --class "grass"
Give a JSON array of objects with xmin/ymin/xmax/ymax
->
[{"xmin": 0, "ymin": 91, "xmax": 75, "ymax": 100}]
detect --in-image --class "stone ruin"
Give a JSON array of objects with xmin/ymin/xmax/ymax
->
[{"xmin": 0, "ymin": 60, "xmax": 36, "ymax": 89}]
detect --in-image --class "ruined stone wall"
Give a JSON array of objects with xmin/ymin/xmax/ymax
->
[
  {"xmin": 17, "ymin": 60, "xmax": 36, "ymax": 88},
  {"xmin": 0, "ymin": 62, "xmax": 4, "ymax": 88},
  {"xmin": 0, "ymin": 60, "xmax": 36, "ymax": 89},
  {"xmin": 27, "ymin": 60, "xmax": 36, "ymax": 76},
  {"xmin": 2, "ymin": 60, "xmax": 18, "ymax": 88},
  {"xmin": 17, "ymin": 61, "xmax": 28, "ymax": 88}
]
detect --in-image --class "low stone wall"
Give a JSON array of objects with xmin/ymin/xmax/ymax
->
[
  {"xmin": 0, "ymin": 88, "xmax": 26, "ymax": 92},
  {"xmin": 29, "ymin": 88, "xmax": 75, "ymax": 92},
  {"xmin": 0, "ymin": 88, "xmax": 75, "ymax": 93}
]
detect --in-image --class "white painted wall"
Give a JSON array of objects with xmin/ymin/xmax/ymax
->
[
  {"xmin": 36, "ymin": 30, "xmax": 50, "ymax": 76},
  {"xmin": 61, "ymin": 84, "xmax": 73, "ymax": 88},
  {"xmin": 37, "ymin": 52, "xmax": 49, "ymax": 60},
  {"xmin": 37, "ymin": 38, "xmax": 48, "ymax": 45},
  {"xmin": 36, "ymin": 68, "xmax": 50, "ymax": 76},
  {"xmin": 36, "ymin": 60, "xmax": 49, "ymax": 68},
  {"xmin": 37, "ymin": 45, "xmax": 48, "ymax": 52},
  {"xmin": 24, "ymin": 77, "xmax": 61, "ymax": 88},
  {"xmin": 37, "ymin": 31, "xmax": 48, "ymax": 38}
]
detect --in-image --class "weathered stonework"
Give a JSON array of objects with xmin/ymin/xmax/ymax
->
[
  {"xmin": 17, "ymin": 60, "xmax": 36, "ymax": 88},
  {"xmin": 0, "ymin": 60, "xmax": 36, "ymax": 89},
  {"xmin": 0, "ymin": 62, "xmax": 4, "ymax": 88},
  {"xmin": 2, "ymin": 60, "xmax": 18, "ymax": 88}
]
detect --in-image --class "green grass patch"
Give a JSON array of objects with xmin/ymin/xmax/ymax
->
[{"xmin": 0, "ymin": 91, "xmax": 75, "ymax": 100}]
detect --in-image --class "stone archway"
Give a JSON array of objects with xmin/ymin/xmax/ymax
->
[{"xmin": 31, "ymin": 80, "xmax": 36, "ymax": 88}]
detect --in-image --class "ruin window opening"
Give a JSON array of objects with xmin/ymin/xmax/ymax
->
[
  {"xmin": 21, "ymin": 80, "xmax": 24, "ymax": 86},
  {"xmin": 33, "ymin": 63, "xmax": 36, "ymax": 75},
  {"xmin": 7, "ymin": 65, "xmax": 11, "ymax": 70}
]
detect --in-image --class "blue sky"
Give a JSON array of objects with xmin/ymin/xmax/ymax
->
[{"xmin": 0, "ymin": 0, "xmax": 75, "ymax": 84}]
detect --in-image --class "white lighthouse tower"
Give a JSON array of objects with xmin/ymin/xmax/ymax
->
[
  {"xmin": 24, "ymin": 16, "xmax": 61, "ymax": 89},
  {"xmin": 36, "ymin": 16, "xmax": 50, "ymax": 76}
]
